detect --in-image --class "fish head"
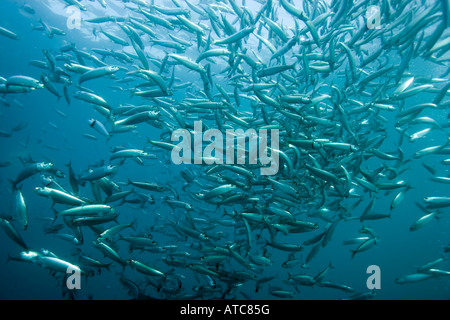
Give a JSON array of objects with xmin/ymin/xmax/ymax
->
[
  {"xmin": 124, "ymin": 259, "xmax": 133, "ymax": 266},
  {"xmin": 107, "ymin": 165, "xmax": 119, "ymax": 174},
  {"xmin": 109, "ymin": 66, "xmax": 120, "ymax": 73},
  {"xmin": 195, "ymin": 192, "xmax": 205, "ymax": 198},
  {"xmin": 40, "ymin": 248, "xmax": 57, "ymax": 257},
  {"xmin": 199, "ymin": 233, "xmax": 209, "ymax": 241},
  {"xmin": 34, "ymin": 186, "xmax": 48, "ymax": 195},
  {"xmin": 54, "ymin": 170, "xmax": 65, "ymax": 178},
  {"xmin": 312, "ymin": 141, "xmax": 322, "ymax": 149}
]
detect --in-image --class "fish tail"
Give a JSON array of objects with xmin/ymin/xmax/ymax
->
[
  {"xmin": 8, "ymin": 179, "xmax": 17, "ymax": 192},
  {"xmin": 130, "ymin": 218, "xmax": 137, "ymax": 232},
  {"xmin": 52, "ymin": 207, "xmax": 58, "ymax": 222},
  {"xmin": 6, "ymin": 254, "xmax": 17, "ymax": 264},
  {"xmin": 104, "ymin": 263, "xmax": 112, "ymax": 272}
]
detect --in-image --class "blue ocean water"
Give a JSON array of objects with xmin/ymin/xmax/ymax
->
[{"xmin": 0, "ymin": 0, "xmax": 449, "ymax": 300}]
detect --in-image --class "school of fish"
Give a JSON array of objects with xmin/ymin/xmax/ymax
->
[{"xmin": 0, "ymin": 0, "xmax": 450, "ymax": 300}]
